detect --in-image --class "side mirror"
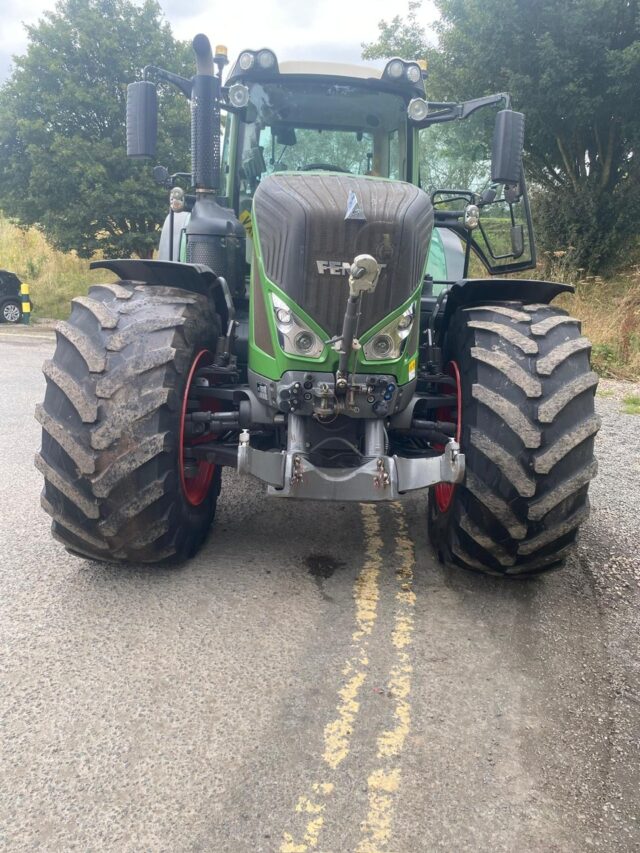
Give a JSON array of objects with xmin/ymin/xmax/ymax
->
[
  {"xmin": 274, "ymin": 125, "xmax": 297, "ymax": 147},
  {"xmin": 242, "ymin": 146, "xmax": 267, "ymax": 185},
  {"xmin": 126, "ymin": 81, "xmax": 158, "ymax": 159},
  {"xmin": 491, "ymin": 109, "xmax": 524, "ymax": 185}
]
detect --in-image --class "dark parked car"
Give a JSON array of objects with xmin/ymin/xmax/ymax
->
[{"xmin": 0, "ymin": 269, "xmax": 30, "ymax": 323}]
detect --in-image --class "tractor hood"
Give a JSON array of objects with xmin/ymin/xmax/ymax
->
[{"xmin": 252, "ymin": 173, "xmax": 433, "ymax": 337}]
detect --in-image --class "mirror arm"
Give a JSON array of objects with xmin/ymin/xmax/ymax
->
[
  {"xmin": 459, "ymin": 93, "xmax": 510, "ymax": 119},
  {"xmin": 417, "ymin": 93, "xmax": 511, "ymax": 128},
  {"xmin": 143, "ymin": 65, "xmax": 192, "ymax": 98}
]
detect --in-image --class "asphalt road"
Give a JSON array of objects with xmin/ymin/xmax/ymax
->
[{"xmin": 1, "ymin": 330, "xmax": 639, "ymax": 853}]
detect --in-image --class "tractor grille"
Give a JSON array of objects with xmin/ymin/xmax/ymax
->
[{"xmin": 253, "ymin": 174, "xmax": 433, "ymax": 336}]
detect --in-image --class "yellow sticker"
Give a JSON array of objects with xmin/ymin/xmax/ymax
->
[
  {"xmin": 408, "ymin": 358, "xmax": 416, "ymax": 380},
  {"xmin": 239, "ymin": 209, "xmax": 253, "ymax": 237}
]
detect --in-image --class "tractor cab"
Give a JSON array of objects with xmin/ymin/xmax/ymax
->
[
  {"xmin": 155, "ymin": 48, "xmax": 536, "ymax": 297},
  {"xmin": 223, "ymin": 56, "xmax": 420, "ymax": 198}
]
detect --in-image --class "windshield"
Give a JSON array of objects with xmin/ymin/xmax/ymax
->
[{"xmin": 233, "ymin": 79, "xmax": 407, "ymax": 197}]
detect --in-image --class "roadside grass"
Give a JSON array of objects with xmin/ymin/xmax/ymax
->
[
  {"xmin": 556, "ymin": 272, "xmax": 640, "ymax": 380},
  {"xmin": 622, "ymin": 395, "xmax": 640, "ymax": 415},
  {"xmin": 0, "ymin": 215, "xmax": 115, "ymax": 320},
  {"xmin": 539, "ymin": 256, "xmax": 640, "ymax": 380}
]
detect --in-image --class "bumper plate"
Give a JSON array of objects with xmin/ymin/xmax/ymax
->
[{"xmin": 238, "ymin": 441, "xmax": 464, "ymax": 502}]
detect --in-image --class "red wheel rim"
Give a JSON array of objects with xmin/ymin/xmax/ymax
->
[
  {"xmin": 179, "ymin": 350, "xmax": 218, "ymax": 506},
  {"xmin": 433, "ymin": 360, "xmax": 462, "ymax": 514}
]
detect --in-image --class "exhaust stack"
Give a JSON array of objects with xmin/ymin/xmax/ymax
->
[{"xmin": 190, "ymin": 34, "xmax": 220, "ymax": 192}]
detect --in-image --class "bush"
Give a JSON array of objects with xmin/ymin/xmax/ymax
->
[{"xmin": 532, "ymin": 180, "xmax": 640, "ymax": 275}]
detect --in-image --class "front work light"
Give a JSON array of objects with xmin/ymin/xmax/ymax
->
[
  {"xmin": 408, "ymin": 98, "xmax": 429, "ymax": 122},
  {"xmin": 231, "ymin": 48, "xmax": 279, "ymax": 80},
  {"xmin": 257, "ymin": 49, "xmax": 277, "ymax": 70},
  {"xmin": 238, "ymin": 51, "xmax": 255, "ymax": 70},
  {"xmin": 385, "ymin": 59, "xmax": 405, "ymax": 79},
  {"xmin": 405, "ymin": 63, "xmax": 422, "ymax": 83},
  {"xmin": 383, "ymin": 58, "xmax": 425, "ymax": 89},
  {"xmin": 228, "ymin": 82, "xmax": 250, "ymax": 109}
]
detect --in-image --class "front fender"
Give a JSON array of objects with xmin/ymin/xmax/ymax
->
[
  {"xmin": 427, "ymin": 277, "xmax": 574, "ymax": 331},
  {"xmin": 90, "ymin": 259, "xmax": 228, "ymax": 326}
]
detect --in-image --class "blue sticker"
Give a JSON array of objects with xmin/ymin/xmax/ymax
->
[{"xmin": 344, "ymin": 190, "xmax": 367, "ymax": 221}]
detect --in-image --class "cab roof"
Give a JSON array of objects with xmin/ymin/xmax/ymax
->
[
  {"xmin": 226, "ymin": 53, "xmax": 425, "ymax": 98},
  {"xmin": 277, "ymin": 60, "xmax": 383, "ymax": 80}
]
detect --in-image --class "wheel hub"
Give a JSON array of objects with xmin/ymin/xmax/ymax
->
[{"xmin": 3, "ymin": 303, "xmax": 20, "ymax": 323}]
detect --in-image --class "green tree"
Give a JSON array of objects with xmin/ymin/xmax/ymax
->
[
  {"xmin": 364, "ymin": 0, "xmax": 640, "ymax": 273},
  {"xmin": 0, "ymin": 0, "xmax": 192, "ymax": 258},
  {"xmin": 362, "ymin": 1, "xmax": 431, "ymax": 65}
]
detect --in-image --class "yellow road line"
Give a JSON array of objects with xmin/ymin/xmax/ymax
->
[
  {"xmin": 356, "ymin": 503, "xmax": 416, "ymax": 853},
  {"xmin": 280, "ymin": 504, "xmax": 383, "ymax": 853}
]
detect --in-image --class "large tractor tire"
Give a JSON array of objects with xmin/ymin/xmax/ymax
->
[
  {"xmin": 36, "ymin": 282, "xmax": 222, "ymax": 564},
  {"xmin": 428, "ymin": 301, "xmax": 600, "ymax": 576}
]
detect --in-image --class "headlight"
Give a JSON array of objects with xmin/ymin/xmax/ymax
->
[
  {"xmin": 294, "ymin": 331, "xmax": 316, "ymax": 354},
  {"xmin": 371, "ymin": 334, "xmax": 394, "ymax": 358},
  {"xmin": 363, "ymin": 304, "xmax": 416, "ymax": 360},
  {"xmin": 238, "ymin": 51, "xmax": 254, "ymax": 70},
  {"xmin": 271, "ymin": 294, "xmax": 325, "ymax": 358},
  {"xmin": 408, "ymin": 98, "xmax": 429, "ymax": 122}
]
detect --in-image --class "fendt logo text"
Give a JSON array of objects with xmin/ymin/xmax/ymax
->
[
  {"xmin": 316, "ymin": 261, "xmax": 353, "ymax": 275},
  {"xmin": 316, "ymin": 261, "xmax": 387, "ymax": 275}
]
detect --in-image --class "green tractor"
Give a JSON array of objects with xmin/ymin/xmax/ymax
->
[{"xmin": 35, "ymin": 35, "xmax": 599, "ymax": 575}]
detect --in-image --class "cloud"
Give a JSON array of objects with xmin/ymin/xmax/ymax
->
[
  {"xmin": 0, "ymin": 0, "xmax": 439, "ymax": 84},
  {"xmin": 168, "ymin": 0, "xmax": 438, "ymax": 70},
  {"xmin": 0, "ymin": 2, "xmax": 49, "ymax": 84}
]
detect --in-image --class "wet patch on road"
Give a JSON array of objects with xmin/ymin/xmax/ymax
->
[{"xmin": 305, "ymin": 554, "xmax": 346, "ymax": 579}]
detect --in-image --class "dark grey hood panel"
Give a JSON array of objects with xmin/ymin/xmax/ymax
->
[{"xmin": 253, "ymin": 174, "xmax": 433, "ymax": 336}]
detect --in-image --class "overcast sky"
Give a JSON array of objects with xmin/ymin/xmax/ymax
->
[{"xmin": 0, "ymin": 0, "xmax": 439, "ymax": 83}]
